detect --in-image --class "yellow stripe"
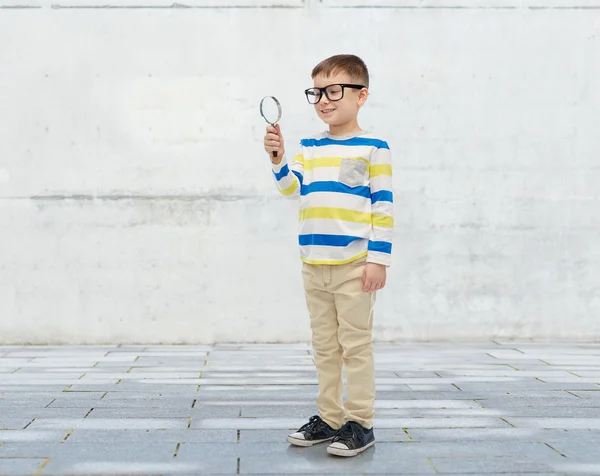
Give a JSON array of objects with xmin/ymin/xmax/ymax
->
[
  {"xmin": 372, "ymin": 215, "xmax": 394, "ymax": 228},
  {"xmin": 293, "ymin": 154, "xmax": 304, "ymax": 165},
  {"xmin": 281, "ymin": 181, "xmax": 298, "ymax": 196},
  {"xmin": 300, "ymin": 207, "xmax": 371, "ymax": 224},
  {"xmin": 301, "ymin": 251, "xmax": 368, "ymax": 266},
  {"xmin": 369, "ymin": 164, "xmax": 392, "ymax": 177},
  {"xmin": 304, "ymin": 156, "xmax": 368, "ymax": 171}
]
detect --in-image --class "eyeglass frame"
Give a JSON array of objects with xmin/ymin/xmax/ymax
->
[{"xmin": 304, "ymin": 83, "xmax": 367, "ymax": 105}]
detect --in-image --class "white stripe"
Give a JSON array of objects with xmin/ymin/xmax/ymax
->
[
  {"xmin": 299, "ymin": 218, "xmax": 371, "ymax": 238},
  {"xmin": 300, "ymin": 239, "xmax": 367, "ymax": 262},
  {"xmin": 306, "ymin": 144, "xmax": 376, "ymax": 158},
  {"xmin": 366, "ymin": 250, "xmax": 392, "ymax": 265},
  {"xmin": 371, "ymin": 226, "xmax": 393, "ymax": 242},
  {"xmin": 369, "ymin": 175, "xmax": 392, "ymax": 193},
  {"xmin": 302, "ymin": 167, "xmax": 342, "ymax": 184},
  {"xmin": 299, "ymin": 191, "xmax": 370, "ymax": 213}
]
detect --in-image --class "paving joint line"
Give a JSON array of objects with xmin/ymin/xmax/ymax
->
[
  {"xmin": 472, "ymin": 399, "xmax": 486, "ymax": 408},
  {"xmin": 23, "ymin": 418, "xmax": 35, "ymax": 430},
  {"xmin": 425, "ymin": 456, "xmax": 439, "ymax": 473},
  {"xmin": 61, "ymin": 429, "xmax": 73, "ymax": 443},
  {"xmin": 499, "ymin": 416, "xmax": 515, "ymax": 427},
  {"xmin": 544, "ymin": 442, "xmax": 567, "ymax": 457},
  {"xmin": 34, "ymin": 457, "xmax": 51, "ymax": 476}
]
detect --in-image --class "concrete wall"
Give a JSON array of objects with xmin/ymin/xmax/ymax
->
[{"xmin": 1, "ymin": 0, "xmax": 599, "ymax": 344}]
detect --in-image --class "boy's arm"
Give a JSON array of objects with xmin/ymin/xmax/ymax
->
[
  {"xmin": 367, "ymin": 142, "xmax": 394, "ymax": 266},
  {"xmin": 271, "ymin": 150, "xmax": 304, "ymax": 198}
]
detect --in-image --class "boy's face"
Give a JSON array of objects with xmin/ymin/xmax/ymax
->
[{"xmin": 310, "ymin": 72, "xmax": 368, "ymax": 127}]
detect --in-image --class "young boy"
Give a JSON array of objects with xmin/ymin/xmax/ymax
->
[{"xmin": 263, "ymin": 54, "xmax": 393, "ymax": 457}]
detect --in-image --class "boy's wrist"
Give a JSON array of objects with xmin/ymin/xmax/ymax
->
[{"xmin": 271, "ymin": 154, "xmax": 286, "ymax": 170}]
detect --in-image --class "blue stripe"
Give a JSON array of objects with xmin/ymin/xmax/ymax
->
[
  {"xmin": 273, "ymin": 164, "xmax": 289, "ymax": 181},
  {"xmin": 371, "ymin": 190, "xmax": 393, "ymax": 204},
  {"xmin": 292, "ymin": 170, "xmax": 303, "ymax": 185},
  {"xmin": 368, "ymin": 240, "xmax": 392, "ymax": 254},
  {"xmin": 301, "ymin": 137, "xmax": 389, "ymax": 149},
  {"xmin": 301, "ymin": 181, "xmax": 370, "ymax": 198},
  {"xmin": 299, "ymin": 234, "xmax": 364, "ymax": 247}
]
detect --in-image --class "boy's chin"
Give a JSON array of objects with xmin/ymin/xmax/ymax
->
[{"xmin": 320, "ymin": 116, "xmax": 339, "ymax": 126}]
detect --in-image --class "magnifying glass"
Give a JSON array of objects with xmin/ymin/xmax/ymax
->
[{"xmin": 260, "ymin": 96, "xmax": 282, "ymax": 158}]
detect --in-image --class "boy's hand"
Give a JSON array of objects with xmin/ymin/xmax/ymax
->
[
  {"xmin": 264, "ymin": 124, "xmax": 285, "ymax": 164},
  {"xmin": 362, "ymin": 262, "xmax": 386, "ymax": 292}
]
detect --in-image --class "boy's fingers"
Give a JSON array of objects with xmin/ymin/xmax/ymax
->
[{"xmin": 274, "ymin": 124, "xmax": 281, "ymax": 134}]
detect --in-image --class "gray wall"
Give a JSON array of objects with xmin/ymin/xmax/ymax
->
[{"xmin": 1, "ymin": 0, "xmax": 599, "ymax": 343}]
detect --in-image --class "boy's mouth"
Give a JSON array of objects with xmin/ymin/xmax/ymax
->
[{"xmin": 321, "ymin": 108, "xmax": 335, "ymax": 114}]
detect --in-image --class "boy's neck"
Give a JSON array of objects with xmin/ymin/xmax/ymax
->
[{"xmin": 328, "ymin": 120, "xmax": 362, "ymax": 137}]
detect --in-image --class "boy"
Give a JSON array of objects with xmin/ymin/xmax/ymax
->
[{"xmin": 263, "ymin": 54, "xmax": 393, "ymax": 457}]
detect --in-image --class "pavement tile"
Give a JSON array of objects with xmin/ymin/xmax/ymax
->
[
  {"xmin": 1, "ymin": 342, "xmax": 599, "ymax": 475},
  {"xmin": 0, "ymin": 457, "xmax": 48, "ymax": 475}
]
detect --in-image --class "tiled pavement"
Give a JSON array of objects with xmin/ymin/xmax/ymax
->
[{"xmin": 1, "ymin": 342, "xmax": 600, "ymax": 475}]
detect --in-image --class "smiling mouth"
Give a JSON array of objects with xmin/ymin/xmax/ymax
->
[{"xmin": 321, "ymin": 109, "xmax": 335, "ymax": 113}]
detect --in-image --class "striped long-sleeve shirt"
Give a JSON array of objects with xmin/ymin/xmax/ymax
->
[{"xmin": 271, "ymin": 131, "xmax": 393, "ymax": 266}]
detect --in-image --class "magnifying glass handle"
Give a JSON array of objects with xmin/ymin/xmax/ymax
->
[{"xmin": 271, "ymin": 122, "xmax": 278, "ymax": 158}]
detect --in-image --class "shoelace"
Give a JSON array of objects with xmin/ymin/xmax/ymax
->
[
  {"xmin": 336, "ymin": 421, "xmax": 361, "ymax": 442},
  {"xmin": 299, "ymin": 415, "xmax": 325, "ymax": 433}
]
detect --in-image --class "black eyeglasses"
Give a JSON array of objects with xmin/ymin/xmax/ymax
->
[{"xmin": 304, "ymin": 83, "xmax": 366, "ymax": 104}]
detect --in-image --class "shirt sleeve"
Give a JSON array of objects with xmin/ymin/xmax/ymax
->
[
  {"xmin": 367, "ymin": 142, "xmax": 394, "ymax": 266},
  {"xmin": 271, "ymin": 149, "xmax": 304, "ymax": 198}
]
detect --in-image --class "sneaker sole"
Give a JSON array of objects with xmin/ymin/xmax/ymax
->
[
  {"xmin": 327, "ymin": 439, "xmax": 376, "ymax": 457},
  {"xmin": 287, "ymin": 435, "xmax": 335, "ymax": 447}
]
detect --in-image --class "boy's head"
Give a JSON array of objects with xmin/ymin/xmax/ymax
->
[{"xmin": 306, "ymin": 54, "xmax": 369, "ymax": 128}]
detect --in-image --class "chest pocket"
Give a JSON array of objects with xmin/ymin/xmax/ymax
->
[{"xmin": 338, "ymin": 158, "xmax": 368, "ymax": 188}]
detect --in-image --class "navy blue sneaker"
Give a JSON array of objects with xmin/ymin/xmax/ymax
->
[{"xmin": 327, "ymin": 420, "xmax": 375, "ymax": 457}]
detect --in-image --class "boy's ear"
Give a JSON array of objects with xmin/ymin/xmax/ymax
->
[{"xmin": 358, "ymin": 88, "xmax": 369, "ymax": 107}]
